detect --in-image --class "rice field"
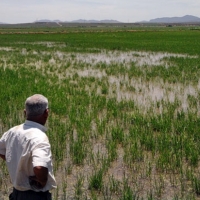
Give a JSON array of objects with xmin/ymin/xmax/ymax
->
[{"xmin": 0, "ymin": 26, "xmax": 200, "ymax": 199}]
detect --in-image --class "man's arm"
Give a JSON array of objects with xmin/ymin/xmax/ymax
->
[
  {"xmin": 31, "ymin": 135, "xmax": 51, "ymax": 189},
  {"xmin": 0, "ymin": 154, "xmax": 6, "ymax": 161},
  {"xmin": 29, "ymin": 166, "xmax": 48, "ymax": 189},
  {"xmin": 0, "ymin": 134, "xmax": 6, "ymax": 161},
  {"xmin": 34, "ymin": 166, "xmax": 48, "ymax": 187}
]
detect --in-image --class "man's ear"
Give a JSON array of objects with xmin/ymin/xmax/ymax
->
[
  {"xmin": 24, "ymin": 109, "xmax": 26, "ymax": 117},
  {"xmin": 44, "ymin": 109, "xmax": 49, "ymax": 118}
]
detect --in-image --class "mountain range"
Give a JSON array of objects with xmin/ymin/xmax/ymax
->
[
  {"xmin": 34, "ymin": 15, "xmax": 200, "ymax": 24},
  {"xmin": 35, "ymin": 19, "xmax": 121, "ymax": 23},
  {"xmin": 148, "ymin": 15, "xmax": 200, "ymax": 23}
]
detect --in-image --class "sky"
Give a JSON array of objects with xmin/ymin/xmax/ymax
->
[{"xmin": 0, "ymin": 0, "xmax": 200, "ymax": 24}]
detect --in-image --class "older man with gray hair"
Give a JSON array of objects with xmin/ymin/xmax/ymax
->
[{"xmin": 0, "ymin": 94, "xmax": 56, "ymax": 200}]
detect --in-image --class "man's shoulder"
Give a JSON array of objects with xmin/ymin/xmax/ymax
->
[
  {"xmin": 2, "ymin": 124, "xmax": 23, "ymax": 136},
  {"xmin": 10, "ymin": 124, "xmax": 23, "ymax": 131},
  {"xmin": 26, "ymin": 128, "xmax": 49, "ymax": 144}
]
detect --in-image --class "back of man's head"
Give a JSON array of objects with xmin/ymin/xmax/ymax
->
[{"xmin": 25, "ymin": 94, "xmax": 48, "ymax": 118}]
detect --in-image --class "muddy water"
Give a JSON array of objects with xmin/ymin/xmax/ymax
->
[
  {"xmin": 0, "ymin": 47, "xmax": 14, "ymax": 51},
  {"xmin": 35, "ymin": 49, "xmax": 199, "ymax": 113},
  {"xmin": 2, "ymin": 47, "xmax": 198, "ymax": 113},
  {"xmin": 74, "ymin": 50, "xmax": 196, "ymax": 67}
]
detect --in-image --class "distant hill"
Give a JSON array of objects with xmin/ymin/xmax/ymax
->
[
  {"xmin": 34, "ymin": 16, "xmax": 200, "ymax": 24},
  {"xmin": 68, "ymin": 19, "xmax": 98, "ymax": 23},
  {"xmin": 100, "ymin": 20, "xmax": 121, "ymax": 23},
  {"xmin": 149, "ymin": 15, "xmax": 200, "ymax": 23}
]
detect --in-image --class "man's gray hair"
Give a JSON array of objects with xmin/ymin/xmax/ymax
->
[{"xmin": 25, "ymin": 94, "xmax": 48, "ymax": 117}]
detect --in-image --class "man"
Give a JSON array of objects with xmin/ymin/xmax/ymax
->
[{"xmin": 0, "ymin": 94, "xmax": 56, "ymax": 200}]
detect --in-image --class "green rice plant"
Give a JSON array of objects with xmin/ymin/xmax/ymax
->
[
  {"xmin": 146, "ymin": 161, "xmax": 153, "ymax": 177},
  {"xmin": 124, "ymin": 140, "xmax": 144, "ymax": 165},
  {"xmin": 108, "ymin": 175, "xmax": 121, "ymax": 195},
  {"xmin": 61, "ymin": 181, "xmax": 67, "ymax": 200},
  {"xmin": 106, "ymin": 140, "xmax": 117, "ymax": 162},
  {"xmin": 106, "ymin": 98, "xmax": 118, "ymax": 118},
  {"xmin": 96, "ymin": 118, "xmax": 107, "ymax": 136},
  {"xmin": 89, "ymin": 168, "xmax": 104, "ymax": 191},
  {"xmin": 155, "ymin": 152, "xmax": 170, "ymax": 173},
  {"xmin": 191, "ymin": 175, "xmax": 200, "ymax": 195},
  {"xmin": 184, "ymin": 139, "xmax": 199, "ymax": 167},
  {"xmin": 53, "ymin": 186, "xmax": 59, "ymax": 200},
  {"xmin": 172, "ymin": 194, "xmax": 179, "ymax": 200},
  {"xmin": 102, "ymin": 185, "xmax": 112, "ymax": 200},
  {"xmin": 70, "ymin": 138, "xmax": 86, "ymax": 165},
  {"xmin": 90, "ymin": 190, "xmax": 98, "ymax": 200},
  {"xmin": 149, "ymin": 114, "xmax": 172, "ymax": 133},
  {"xmin": 74, "ymin": 175, "xmax": 84, "ymax": 199},
  {"xmin": 119, "ymin": 178, "xmax": 138, "ymax": 200},
  {"xmin": 147, "ymin": 192, "xmax": 154, "ymax": 200},
  {"xmin": 140, "ymin": 128, "xmax": 155, "ymax": 152},
  {"xmin": 101, "ymin": 83, "xmax": 108, "ymax": 95},
  {"xmin": 111, "ymin": 126, "xmax": 124, "ymax": 144},
  {"xmin": 153, "ymin": 175, "xmax": 165, "ymax": 198},
  {"xmin": 119, "ymin": 187, "xmax": 137, "ymax": 200}
]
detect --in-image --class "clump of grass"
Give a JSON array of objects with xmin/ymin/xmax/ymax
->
[{"xmin": 89, "ymin": 169, "xmax": 104, "ymax": 191}]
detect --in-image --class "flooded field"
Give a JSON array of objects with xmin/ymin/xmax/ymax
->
[{"xmin": 0, "ymin": 29, "xmax": 200, "ymax": 199}]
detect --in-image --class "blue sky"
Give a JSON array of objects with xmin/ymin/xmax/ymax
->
[{"xmin": 0, "ymin": 0, "xmax": 200, "ymax": 23}]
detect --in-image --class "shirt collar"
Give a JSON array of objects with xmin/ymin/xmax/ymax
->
[{"xmin": 24, "ymin": 120, "xmax": 47, "ymax": 132}]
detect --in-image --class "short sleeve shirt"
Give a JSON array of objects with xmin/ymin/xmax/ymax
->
[{"xmin": 0, "ymin": 120, "xmax": 56, "ymax": 191}]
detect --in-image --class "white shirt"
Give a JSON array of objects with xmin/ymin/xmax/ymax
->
[{"xmin": 0, "ymin": 120, "xmax": 57, "ymax": 191}]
